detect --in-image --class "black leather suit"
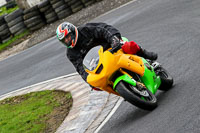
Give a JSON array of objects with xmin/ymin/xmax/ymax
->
[{"xmin": 66, "ymin": 22, "xmax": 121, "ymax": 82}]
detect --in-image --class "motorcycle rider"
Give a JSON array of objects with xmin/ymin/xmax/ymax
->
[{"xmin": 56, "ymin": 22, "xmax": 157, "ymax": 91}]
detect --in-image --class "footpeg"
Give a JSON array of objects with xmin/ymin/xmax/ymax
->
[{"xmin": 151, "ymin": 61, "xmax": 161, "ymax": 70}]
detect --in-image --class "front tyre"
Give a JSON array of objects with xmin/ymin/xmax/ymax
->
[{"xmin": 116, "ymin": 81, "xmax": 157, "ymax": 111}]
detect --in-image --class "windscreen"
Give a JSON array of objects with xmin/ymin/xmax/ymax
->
[{"xmin": 83, "ymin": 46, "xmax": 101, "ymax": 71}]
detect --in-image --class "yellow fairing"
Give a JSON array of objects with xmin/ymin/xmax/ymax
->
[{"xmin": 86, "ymin": 47, "xmax": 145, "ymax": 95}]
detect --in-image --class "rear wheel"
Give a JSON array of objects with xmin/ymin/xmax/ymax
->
[
  {"xmin": 116, "ymin": 81, "xmax": 157, "ymax": 111},
  {"xmin": 156, "ymin": 67, "xmax": 173, "ymax": 91}
]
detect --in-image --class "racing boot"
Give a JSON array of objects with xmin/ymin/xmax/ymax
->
[{"xmin": 137, "ymin": 47, "xmax": 158, "ymax": 60}]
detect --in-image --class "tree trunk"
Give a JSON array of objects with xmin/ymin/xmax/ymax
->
[
  {"xmin": 15, "ymin": 0, "xmax": 30, "ymax": 9},
  {"xmin": 16, "ymin": 0, "xmax": 41, "ymax": 9}
]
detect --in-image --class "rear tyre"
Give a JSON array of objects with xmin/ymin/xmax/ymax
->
[
  {"xmin": 156, "ymin": 67, "xmax": 173, "ymax": 91},
  {"xmin": 116, "ymin": 81, "xmax": 157, "ymax": 111}
]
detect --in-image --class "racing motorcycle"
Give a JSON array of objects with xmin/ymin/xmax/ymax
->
[{"xmin": 83, "ymin": 37, "xmax": 173, "ymax": 110}]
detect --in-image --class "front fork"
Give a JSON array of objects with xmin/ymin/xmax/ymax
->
[
  {"xmin": 113, "ymin": 69, "xmax": 142, "ymax": 89},
  {"xmin": 113, "ymin": 69, "xmax": 150, "ymax": 97}
]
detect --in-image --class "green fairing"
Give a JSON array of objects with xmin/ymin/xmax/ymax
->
[
  {"xmin": 113, "ymin": 60, "xmax": 161, "ymax": 94},
  {"xmin": 113, "ymin": 37, "xmax": 161, "ymax": 94},
  {"xmin": 113, "ymin": 74, "xmax": 137, "ymax": 89},
  {"xmin": 140, "ymin": 58, "xmax": 161, "ymax": 94},
  {"xmin": 122, "ymin": 37, "xmax": 129, "ymax": 42}
]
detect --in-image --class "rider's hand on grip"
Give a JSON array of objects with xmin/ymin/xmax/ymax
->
[
  {"xmin": 110, "ymin": 36, "xmax": 124, "ymax": 54},
  {"xmin": 111, "ymin": 35, "xmax": 121, "ymax": 48}
]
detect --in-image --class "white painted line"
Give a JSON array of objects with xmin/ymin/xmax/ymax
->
[
  {"xmin": 94, "ymin": 0, "xmax": 137, "ymax": 20},
  {"xmin": 94, "ymin": 98, "xmax": 123, "ymax": 133}
]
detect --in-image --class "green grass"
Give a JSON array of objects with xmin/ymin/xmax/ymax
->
[
  {"xmin": 0, "ymin": 90, "xmax": 72, "ymax": 133},
  {"xmin": 0, "ymin": 30, "xmax": 29, "ymax": 52},
  {"xmin": 0, "ymin": 5, "xmax": 19, "ymax": 16}
]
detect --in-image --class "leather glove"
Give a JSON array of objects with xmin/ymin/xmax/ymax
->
[{"xmin": 111, "ymin": 35, "xmax": 121, "ymax": 48}]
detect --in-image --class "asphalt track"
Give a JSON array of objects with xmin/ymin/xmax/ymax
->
[{"xmin": 0, "ymin": 0, "xmax": 200, "ymax": 132}]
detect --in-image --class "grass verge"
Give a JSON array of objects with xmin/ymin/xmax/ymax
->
[
  {"xmin": 0, "ymin": 90, "xmax": 73, "ymax": 133},
  {"xmin": 0, "ymin": 30, "xmax": 29, "ymax": 52}
]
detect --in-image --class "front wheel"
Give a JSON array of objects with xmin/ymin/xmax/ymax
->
[{"xmin": 116, "ymin": 81, "xmax": 157, "ymax": 111}]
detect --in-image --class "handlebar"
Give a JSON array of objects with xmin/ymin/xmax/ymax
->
[{"xmin": 109, "ymin": 42, "xmax": 124, "ymax": 54}]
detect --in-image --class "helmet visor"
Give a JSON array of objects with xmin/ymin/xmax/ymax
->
[{"xmin": 61, "ymin": 33, "xmax": 72, "ymax": 48}]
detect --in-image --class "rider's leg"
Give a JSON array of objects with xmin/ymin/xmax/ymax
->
[
  {"xmin": 137, "ymin": 46, "xmax": 158, "ymax": 60},
  {"xmin": 122, "ymin": 41, "xmax": 157, "ymax": 60}
]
